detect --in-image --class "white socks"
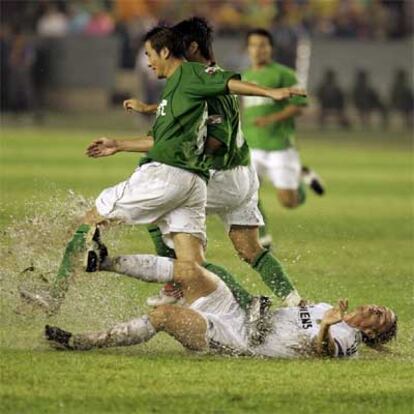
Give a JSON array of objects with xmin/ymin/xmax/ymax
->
[
  {"xmin": 72, "ymin": 315, "xmax": 156, "ymax": 350},
  {"xmin": 109, "ymin": 255, "xmax": 174, "ymax": 283}
]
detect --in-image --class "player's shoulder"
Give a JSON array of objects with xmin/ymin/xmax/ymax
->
[
  {"xmin": 181, "ymin": 61, "xmax": 205, "ymax": 74},
  {"xmin": 182, "ymin": 62, "xmax": 225, "ymax": 76},
  {"xmin": 271, "ymin": 61, "xmax": 296, "ymax": 77}
]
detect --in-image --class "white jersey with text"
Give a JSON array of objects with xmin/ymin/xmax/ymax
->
[{"xmin": 252, "ymin": 303, "xmax": 360, "ymax": 358}]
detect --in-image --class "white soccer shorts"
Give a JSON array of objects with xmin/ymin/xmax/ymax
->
[
  {"xmin": 206, "ymin": 164, "xmax": 264, "ymax": 231},
  {"xmin": 95, "ymin": 162, "xmax": 207, "ymax": 246},
  {"xmin": 190, "ymin": 280, "xmax": 249, "ymax": 353},
  {"xmin": 251, "ymin": 148, "xmax": 302, "ymax": 190}
]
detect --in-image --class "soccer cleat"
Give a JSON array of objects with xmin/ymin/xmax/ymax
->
[
  {"xmin": 146, "ymin": 283, "xmax": 185, "ymax": 307},
  {"xmin": 301, "ymin": 166, "xmax": 325, "ymax": 196},
  {"xmin": 45, "ymin": 325, "xmax": 73, "ymax": 350},
  {"xmin": 85, "ymin": 227, "xmax": 108, "ymax": 272},
  {"xmin": 247, "ymin": 296, "xmax": 272, "ymax": 346}
]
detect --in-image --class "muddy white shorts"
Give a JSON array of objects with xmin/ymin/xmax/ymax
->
[
  {"xmin": 190, "ymin": 280, "xmax": 249, "ymax": 354},
  {"xmin": 95, "ymin": 162, "xmax": 207, "ymax": 245},
  {"xmin": 251, "ymin": 148, "xmax": 301, "ymax": 190},
  {"xmin": 206, "ymin": 164, "xmax": 264, "ymax": 231}
]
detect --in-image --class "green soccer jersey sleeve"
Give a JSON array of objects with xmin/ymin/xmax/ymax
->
[{"xmin": 184, "ymin": 64, "xmax": 241, "ymax": 97}]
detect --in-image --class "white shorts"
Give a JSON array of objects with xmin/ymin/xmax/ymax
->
[
  {"xmin": 190, "ymin": 280, "xmax": 249, "ymax": 354},
  {"xmin": 251, "ymin": 148, "xmax": 302, "ymax": 190},
  {"xmin": 206, "ymin": 165, "xmax": 264, "ymax": 231},
  {"xmin": 96, "ymin": 162, "xmax": 207, "ymax": 245}
]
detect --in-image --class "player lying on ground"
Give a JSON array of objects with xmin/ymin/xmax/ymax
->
[
  {"xmin": 45, "ymin": 248, "xmax": 397, "ymax": 358},
  {"xmin": 21, "ymin": 25, "xmax": 306, "ymax": 314},
  {"xmin": 243, "ymin": 28, "xmax": 325, "ymax": 248},
  {"xmin": 94, "ymin": 17, "xmax": 302, "ymax": 315}
]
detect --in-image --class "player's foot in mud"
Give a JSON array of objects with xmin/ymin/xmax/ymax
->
[{"xmin": 45, "ymin": 325, "xmax": 73, "ymax": 350}]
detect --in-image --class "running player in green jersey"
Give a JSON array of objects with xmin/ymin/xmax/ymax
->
[
  {"xmin": 242, "ymin": 29, "xmax": 325, "ymax": 247},
  {"xmin": 122, "ymin": 18, "xmax": 302, "ymax": 313},
  {"xmin": 21, "ymin": 26, "xmax": 306, "ymax": 314}
]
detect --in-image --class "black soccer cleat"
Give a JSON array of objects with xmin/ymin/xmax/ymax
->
[
  {"xmin": 301, "ymin": 166, "xmax": 325, "ymax": 196},
  {"xmin": 85, "ymin": 227, "xmax": 108, "ymax": 272},
  {"xmin": 45, "ymin": 325, "xmax": 73, "ymax": 349}
]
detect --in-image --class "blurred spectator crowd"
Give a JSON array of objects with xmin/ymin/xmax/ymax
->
[
  {"xmin": 1, "ymin": 0, "xmax": 413, "ymax": 126},
  {"xmin": 316, "ymin": 68, "xmax": 413, "ymax": 129},
  {"xmin": 1, "ymin": 0, "xmax": 412, "ymax": 69}
]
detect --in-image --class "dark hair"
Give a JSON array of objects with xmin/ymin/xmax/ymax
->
[
  {"xmin": 246, "ymin": 28, "xmax": 274, "ymax": 47},
  {"xmin": 143, "ymin": 26, "xmax": 183, "ymax": 58},
  {"xmin": 361, "ymin": 315, "xmax": 398, "ymax": 347},
  {"xmin": 173, "ymin": 17, "xmax": 213, "ymax": 60}
]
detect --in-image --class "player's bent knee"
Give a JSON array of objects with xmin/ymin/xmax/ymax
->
[
  {"xmin": 277, "ymin": 192, "xmax": 299, "ymax": 209},
  {"xmin": 149, "ymin": 305, "xmax": 175, "ymax": 330}
]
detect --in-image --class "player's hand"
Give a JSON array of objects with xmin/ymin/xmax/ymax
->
[
  {"xmin": 254, "ymin": 115, "xmax": 274, "ymax": 127},
  {"xmin": 322, "ymin": 299, "xmax": 348, "ymax": 326},
  {"xmin": 123, "ymin": 98, "xmax": 150, "ymax": 114},
  {"xmin": 267, "ymin": 87, "xmax": 307, "ymax": 101},
  {"xmin": 86, "ymin": 137, "xmax": 119, "ymax": 158}
]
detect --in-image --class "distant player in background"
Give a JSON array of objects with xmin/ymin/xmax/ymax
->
[{"xmin": 242, "ymin": 29, "xmax": 325, "ymax": 248}]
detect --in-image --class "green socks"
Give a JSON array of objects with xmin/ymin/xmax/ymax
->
[
  {"xmin": 203, "ymin": 262, "xmax": 253, "ymax": 311},
  {"xmin": 252, "ymin": 250, "xmax": 295, "ymax": 299},
  {"xmin": 147, "ymin": 225, "xmax": 177, "ymax": 259},
  {"xmin": 51, "ymin": 224, "xmax": 92, "ymax": 300}
]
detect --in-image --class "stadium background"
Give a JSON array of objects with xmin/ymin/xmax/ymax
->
[{"xmin": 1, "ymin": 1, "xmax": 413, "ymax": 413}]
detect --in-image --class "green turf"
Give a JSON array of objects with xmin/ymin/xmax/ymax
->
[{"xmin": 0, "ymin": 125, "xmax": 413, "ymax": 413}]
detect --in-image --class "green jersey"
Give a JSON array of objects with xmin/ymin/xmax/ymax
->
[
  {"xmin": 140, "ymin": 62, "xmax": 239, "ymax": 180},
  {"xmin": 242, "ymin": 62, "xmax": 308, "ymax": 151},
  {"xmin": 205, "ymin": 70, "xmax": 250, "ymax": 170}
]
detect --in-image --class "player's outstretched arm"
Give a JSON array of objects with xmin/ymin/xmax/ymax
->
[
  {"xmin": 227, "ymin": 79, "xmax": 306, "ymax": 101},
  {"xmin": 86, "ymin": 136, "xmax": 154, "ymax": 158},
  {"xmin": 123, "ymin": 98, "xmax": 158, "ymax": 114}
]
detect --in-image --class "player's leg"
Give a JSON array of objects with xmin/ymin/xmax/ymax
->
[
  {"xmin": 45, "ymin": 305, "xmax": 208, "ymax": 352},
  {"xmin": 228, "ymin": 225, "xmax": 301, "ymax": 306},
  {"xmin": 97, "ymin": 252, "xmax": 218, "ymax": 305},
  {"xmin": 20, "ymin": 207, "xmax": 109, "ymax": 312},
  {"xmin": 267, "ymin": 149, "xmax": 305, "ymax": 209},
  {"xmin": 145, "ymin": 225, "xmax": 254, "ymax": 310}
]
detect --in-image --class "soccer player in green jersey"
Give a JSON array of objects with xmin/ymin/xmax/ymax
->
[
  {"xmin": 243, "ymin": 29, "xmax": 325, "ymax": 247},
  {"xmin": 22, "ymin": 26, "xmax": 305, "ymax": 314},
  {"xmin": 121, "ymin": 18, "xmax": 303, "ymax": 312}
]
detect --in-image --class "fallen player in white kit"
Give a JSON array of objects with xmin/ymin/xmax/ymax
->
[{"xmin": 45, "ymin": 250, "xmax": 397, "ymax": 358}]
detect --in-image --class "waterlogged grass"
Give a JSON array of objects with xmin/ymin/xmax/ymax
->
[{"xmin": 0, "ymin": 125, "xmax": 413, "ymax": 413}]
